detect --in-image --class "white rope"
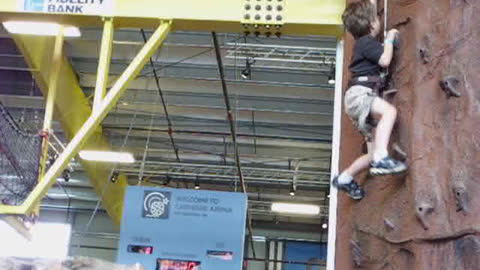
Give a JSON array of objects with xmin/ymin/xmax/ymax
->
[
  {"xmin": 384, "ymin": 0, "xmax": 388, "ymax": 40},
  {"xmin": 382, "ymin": 0, "xmax": 389, "ymax": 77}
]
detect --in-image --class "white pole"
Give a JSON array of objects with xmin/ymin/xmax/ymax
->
[{"xmin": 326, "ymin": 39, "xmax": 344, "ymax": 270}]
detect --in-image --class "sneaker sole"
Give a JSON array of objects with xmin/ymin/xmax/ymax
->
[
  {"xmin": 332, "ymin": 179, "xmax": 364, "ymax": 200},
  {"xmin": 370, "ymin": 165, "xmax": 407, "ymax": 176},
  {"xmin": 349, "ymin": 194, "xmax": 364, "ymax": 200}
]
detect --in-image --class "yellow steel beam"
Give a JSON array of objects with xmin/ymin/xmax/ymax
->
[
  {"xmin": 93, "ymin": 18, "xmax": 114, "ymax": 113},
  {"xmin": 35, "ymin": 26, "xmax": 65, "ymax": 217},
  {"xmin": 39, "ymin": 26, "xmax": 64, "ymax": 180},
  {"xmin": 0, "ymin": 33, "xmax": 127, "ymax": 221},
  {"xmin": 0, "ymin": 21, "xmax": 171, "ymax": 222},
  {"xmin": 0, "ymin": 216, "xmax": 32, "ymax": 241},
  {"xmin": 0, "ymin": 0, "xmax": 344, "ymax": 36}
]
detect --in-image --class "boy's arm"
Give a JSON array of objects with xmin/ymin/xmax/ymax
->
[{"xmin": 378, "ymin": 29, "xmax": 398, "ymax": 68}]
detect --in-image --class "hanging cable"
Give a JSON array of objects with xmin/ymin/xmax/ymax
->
[
  {"xmin": 140, "ymin": 29, "xmax": 180, "ymax": 163},
  {"xmin": 383, "ymin": 0, "xmax": 388, "ymax": 40},
  {"xmin": 383, "ymin": 0, "xmax": 390, "ymax": 77},
  {"xmin": 84, "ymin": 83, "xmax": 142, "ymax": 231},
  {"xmin": 212, "ymin": 31, "xmax": 256, "ymax": 259},
  {"xmin": 138, "ymin": 106, "xmax": 156, "ymax": 185}
]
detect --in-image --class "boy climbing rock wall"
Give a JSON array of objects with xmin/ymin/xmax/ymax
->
[{"xmin": 335, "ymin": 0, "xmax": 480, "ymax": 269}]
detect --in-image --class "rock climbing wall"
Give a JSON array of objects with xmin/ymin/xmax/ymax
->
[{"xmin": 336, "ymin": 0, "xmax": 480, "ymax": 269}]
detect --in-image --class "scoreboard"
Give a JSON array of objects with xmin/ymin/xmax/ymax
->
[{"xmin": 117, "ymin": 187, "xmax": 247, "ymax": 270}]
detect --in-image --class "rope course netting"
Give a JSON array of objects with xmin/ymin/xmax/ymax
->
[{"xmin": 0, "ymin": 101, "xmax": 42, "ymax": 206}]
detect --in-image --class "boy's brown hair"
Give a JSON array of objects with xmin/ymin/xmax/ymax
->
[{"xmin": 342, "ymin": 0, "xmax": 376, "ymax": 39}]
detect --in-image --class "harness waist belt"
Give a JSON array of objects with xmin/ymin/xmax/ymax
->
[{"xmin": 350, "ymin": 76, "xmax": 383, "ymax": 84}]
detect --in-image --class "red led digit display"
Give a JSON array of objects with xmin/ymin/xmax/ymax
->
[{"xmin": 157, "ymin": 259, "xmax": 201, "ymax": 270}]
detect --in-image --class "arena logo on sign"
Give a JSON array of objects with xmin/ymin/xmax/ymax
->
[{"xmin": 142, "ymin": 191, "xmax": 171, "ymax": 219}]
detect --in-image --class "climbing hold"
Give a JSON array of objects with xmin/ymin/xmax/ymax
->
[
  {"xmin": 393, "ymin": 17, "xmax": 411, "ymax": 29},
  {"xmin": 439, "ymin": 76, "xmax": 461, "ymax": 98},
  {"xmin": 452, "ymin": 182, "xmax": 469, "ymax": 213},
  {"xmin": 393, "ymin": 143, "xmax": 408, "ymax": 161},
  {"xmin": 382, "ymin": 88, "xmax": 398, "ymax": 98},
  {"xmin": 384, "ymin": 218, "xmax": 396, "ymax": 231},
  {"xmin": 415, "ymin": 202, "xmax": 434, "ymax": 230},
  {"xmin": 419, "ymin": 48, "xmax": 431, "ymax": 64},
  {"xmin": 455, "ymin": 236, "xmax": 480, "ymax": 268},
  {"xmin": 350, "ymin": 240, "xmax": 364, "ymax": 267}
]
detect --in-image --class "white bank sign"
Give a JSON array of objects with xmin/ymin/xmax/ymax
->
[{"xmin": 21, "ymin": 0, "xmax": 112, "ymax": 15}]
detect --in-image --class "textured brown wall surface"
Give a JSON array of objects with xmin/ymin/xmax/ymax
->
[{"xmin": 336, "ymin": 0, "xmax": 480, "ymax": 269}]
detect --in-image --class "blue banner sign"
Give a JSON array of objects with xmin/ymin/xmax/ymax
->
[{"xmin": 118, "ymin": 186, "xmax": 247, "ymax": 270}]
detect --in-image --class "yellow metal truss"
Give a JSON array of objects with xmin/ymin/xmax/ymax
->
[
  {"xmin": 0, "ymin": 20, "xmax": 172, "ymax": 224},
  {"xmin": 0, "ymin": 0, "xmax": 345, "ymax": 224},
  {"xmin": 0, "ymin": 0, "xmax": 344, "ymax": 36}
]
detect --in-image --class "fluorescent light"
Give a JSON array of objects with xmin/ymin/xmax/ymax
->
[
  {"xmin": 271, "ymin": 202, "xmax": 320, "ymax": 215},
  {"xmin": 3, "ymin": 21, "xmax": 81, "ymax": 37},
  {"xmin": 79, "ymin": 150, "xmax": 135, "ymax": 163},
  {"xmin": 0, "ymin": 221, "xmax": 71, "ymax": 259},
  {"xmin": 252, "ymin": 236, "xmax": 266, "ymax": 242}
]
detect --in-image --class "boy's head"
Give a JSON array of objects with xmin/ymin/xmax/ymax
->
[{"xmin": 342, "ymin": 0, "xmax": 380, "ymax": 39}]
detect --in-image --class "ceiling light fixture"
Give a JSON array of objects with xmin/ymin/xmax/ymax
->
[
  {"xmin": 289, "ymin": 185, "xmax": 296, "ymax": 196},
  {"xmin": 328, "ymin": 76, "xmax": 336, "ymax": 85},
  {"xmin": 240, "ymin": 57, "xmax": 255, "ymax": 80},
  {"xmin": 241, "ymin": 68, "xmax": 250, "ymax": 79},
  {"xmin": 271, "ymin": 203, "xmax": 320, "ymax": 215},
  {"xmin": 328, "ymin": 65, "xmax": 336, "ymax": 85},
  {"xmin": 2, "ymin": 21, "xmax": 81, "ymax": 37},
  {"xmin": 79, "ymin": 150, "xmax": 135, "ymax": 163},
  {"xmin": 194, "ymin": 176, "xmax": 200, "ymax": 190}
]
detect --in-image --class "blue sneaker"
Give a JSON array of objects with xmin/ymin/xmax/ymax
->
[
  {"xmin": 332, "ymin": 176, "xmax": 365, "ymax": 200},
  {"xmin": 370, "ymin": 156, "xmax": 407, "ymax": 176}
]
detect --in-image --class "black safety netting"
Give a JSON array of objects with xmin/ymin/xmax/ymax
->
[{"xmin": 0, "ymin": 102, "xmax": 42, "ymax": 206}]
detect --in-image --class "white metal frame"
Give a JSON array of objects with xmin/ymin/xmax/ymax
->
[{"xmin": 326, "ymin": 39, "xmax": 344, "ymax": 270}]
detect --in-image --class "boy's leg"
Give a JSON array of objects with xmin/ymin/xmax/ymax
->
[
  {"xmin": 338, "ymin": 140, "xmax": 373, "ymax": 183},
  {"xmin": 369, "ymin": 97, "xmax": 407, "ymax": 175},
  {"xmin": 333, "ymin": 141, "xmax": 372, "ymax": 200},
  {"xmin": 370, "ymin": 97, "xmax": 396, "ymax": 161},
  {"xmin": 339, "ymin": 154, "xmax": 371, "ymax": 183}
]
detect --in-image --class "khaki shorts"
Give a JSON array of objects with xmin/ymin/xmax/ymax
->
[{"xmin": 344, "ymin": 85, "xmax": 378, "ymax": 139}]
